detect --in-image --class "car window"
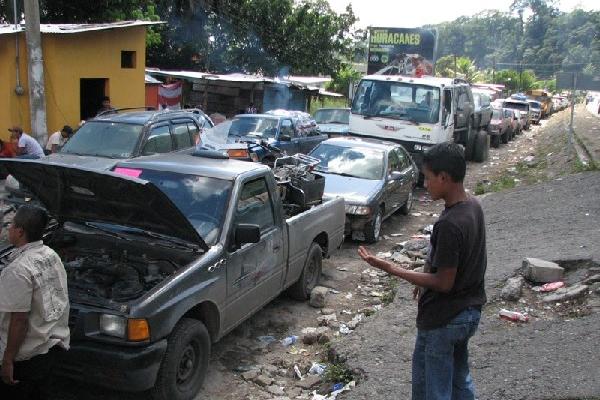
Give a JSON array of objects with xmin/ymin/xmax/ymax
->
[
  {"xmin": 395, "ymin": 148, "xmax": 409, "ymax": 169},
  {"xmin": 280, "ymin": 119, "xmax": 296, "ymax": 138},
  {"xmin": 311, "ymin": 143, "xmax": 384, "ymax": 180},
  {"xmin": 172, "ymin": 121, "xmax": 194, "ymax": 149},
  {"xmin": 235, "ymin": 178, "xmax": 275, "ymax": 233},
  {"xmin": 143, "ymin": 125, "xmax": 172, "ymax": 155},
  {"xmin": 187, "ymin": 122, "xmax": 200, "ymax": 145},
  {"xmin": 387, "ymin": 150, "xmax": 401, "ymax": 174},
  {"xmin": 60, "ymin": 121, "xmax": 143, "ymax": 158}
]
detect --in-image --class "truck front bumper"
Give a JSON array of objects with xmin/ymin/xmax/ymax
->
[{"xmin": 56, "ymin": 339, "xmax": 168, "ymax": 392}]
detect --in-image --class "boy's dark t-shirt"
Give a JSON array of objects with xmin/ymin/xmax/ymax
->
[{"xmin": 417, "ymin": 196, "xmax": 487, "ymax": 330}]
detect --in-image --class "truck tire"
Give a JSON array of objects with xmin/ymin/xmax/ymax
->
[
  {"xmin": 473, "ymin": 131, "xmax": 489, "ymax": 163},
  {"xmin": 152, "ymin": 319, "xmax": 210, "ymax": 400},
  {"xmin": 491, "ymin": 134, "xmax": 501, "ymax": 148},
  {"xmin": 287, "ymin": 243, "xmax": 323, "ymax": 300},
  {"xmin": 365, "ymin": 207, "xmax": 383, "ymax": 243},
  {"xmin": 464, "ymin": 121, "xmax": 475, "ymax": 161},
  {"xmin": 501, "ymin": 129, "xmax": 509, "ymax": 144}
]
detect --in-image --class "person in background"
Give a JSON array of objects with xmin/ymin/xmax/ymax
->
[
  {"xmin": 8, "ymin": 127, "xmax": 45, "ymax": 159},
  {"xmin": 0, "ymin": 206, "xmax": 70, "ymax": 399},
  {"xmin": 0, "ymin": 140, "xmax": 17, "ymax": 158},
  {"xmin": 245, "ymin": 102, "xmax": 257, "ymax": 114},
  {"xmin": 96, "ymin": 96, "xmax": 115, "ymax": 116},
  {"xmin": 45, "ymin": 125, "xmax": 73, "ymax": 155}
]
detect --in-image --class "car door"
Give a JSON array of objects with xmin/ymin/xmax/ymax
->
[
  {"xmin": 277, "ymin": 119, "xmax": 300, "ymax": 155},
  {"xmin": 224, "ymin": 176, "xmax": 285, "ymax": 330},
  {"xmin": 395, "ymin": 146, "xmax": 415, "ymax": 203},
  {"xmin": 384, "ymin": 149, "xmax": 403, "ymax": 214}
]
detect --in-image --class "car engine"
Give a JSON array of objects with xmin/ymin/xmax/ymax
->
[{"xmin": 62, "ymin": 248, "xmax": 178, "ymax": 302}]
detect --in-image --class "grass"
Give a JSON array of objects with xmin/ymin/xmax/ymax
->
[
  {"xmin": 474, "ymin": 175, "xmax": 517, "ymax": 195},
  {"xmin": 380, "ymin": 277, "xmax": 399, "ymax": 305},
  {"xmin": 309, "ymin": 97, "xmax": 349, "ymax": 115},
  {"xmin": 324, "ymin": 362, "xmax": 354, "ymax": 384}
]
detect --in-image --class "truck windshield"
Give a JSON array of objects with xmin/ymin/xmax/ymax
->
[
  {"xmin": 61, "ymin": 121, "xmax": 143, "ymax": 158},
  {"xmin": 504, "ymin": 102, "xmax": 529, "ymax": 112},
  {"xmin": 137, "ymin": 169, "xmax": 232, "ymax": 246},
  {"xmin": 228, "ymin": 116, "xmax": 279, "ymax": 139},
  {"xmin": 310, "ymin": 143, "xmax": 384, "ymax": 180},
  {"xmin": 351, "ymin": 79, "xmax": 440, "ymax": 124}
]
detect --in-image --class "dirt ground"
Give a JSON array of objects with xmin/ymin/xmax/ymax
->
[{"xmin": 42, "ymin": 108, "xmax": 578, "ymax": 400}]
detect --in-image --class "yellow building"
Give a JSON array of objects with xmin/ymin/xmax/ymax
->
[{"xmin": 0, "ymin": 21, "xmax": 160, "ymax": 142}]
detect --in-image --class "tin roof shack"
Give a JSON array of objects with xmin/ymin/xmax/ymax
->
[
  {"xmin": 146, "ymin": 69, "xmax": 333, "ymax": 116},
  {"xmin": 145, "ymin": 73, "xmax": 162, "ymax": 109},
  {"xmin": 0, "ymin": 21, "xmax": 162, "ymax": 141}
]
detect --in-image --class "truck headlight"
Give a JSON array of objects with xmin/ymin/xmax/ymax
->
[
  {"xmin": 99, "ymin": 315, "xmax": 150, "ymax": 341},
  {"xmin": 99, "ymin": 314, "xmax": 127, "ymax": 338},
  {"xmin": 345, "ymin": 205, "xmax": 371, "ymax": 215}
]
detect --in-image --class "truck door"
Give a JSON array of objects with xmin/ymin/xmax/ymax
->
[
  {"xmin": 224, "ymin": 177, "xmax": 285, "ymax": 330},
  {"xmin": 443, "ymin": 88, "xmax": 453, "ymax": 138},
  {"xmin": 277, "ymin": 119, "xmax": 300, "ymax": 155}
]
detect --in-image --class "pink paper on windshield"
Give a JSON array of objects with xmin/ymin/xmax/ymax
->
[{"xmin": 114, "ymin": 167, "xmax": 143, "ymax": 178}]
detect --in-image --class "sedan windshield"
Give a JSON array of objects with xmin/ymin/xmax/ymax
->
[
  {"xmin": 61, "ymin": 121, "xmax": 143, "ymax": 158},
  {"xmin": 351, "ymin": 79, "xmax": 440, "ymax": 124},
  {"xmin": 314, "ymin": 109, "xmax": 350, "ymax": 124},
  {"xmin": 137, "ymin": 169, "xmax": 232, "ymax": 246},
  {"xmin": 310, "ymin": 143, "xmax": 384, "ymax": 180}
]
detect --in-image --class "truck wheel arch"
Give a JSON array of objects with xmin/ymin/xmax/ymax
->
[
  {"xmin": 313, "ymin": 232, "xmax": 328, "ymax": 256},
  {"xmin": 182, "ymin": 301, "xmax": 221, "ymax": 343}
]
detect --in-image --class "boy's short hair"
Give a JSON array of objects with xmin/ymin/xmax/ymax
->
[
  {"xmin": 13, "ymin": 206, "xmax": 49, "ymax": 242},
  {"xmin": 422, "ymin": 142, "xmax": 466, "ymax": 182}
]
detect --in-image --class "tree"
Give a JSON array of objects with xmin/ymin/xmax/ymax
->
[
  {"xmin": 327, "ymin": 65, "xmax": 361, "ymax": 97},
  {"xmin": 435, "ymin": 55, "xmax": 483, "ymax": 83}
]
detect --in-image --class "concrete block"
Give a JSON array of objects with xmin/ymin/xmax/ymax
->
[{"xmin": 523, "ymin": 258, "xmax": 564, "ymax": 283}]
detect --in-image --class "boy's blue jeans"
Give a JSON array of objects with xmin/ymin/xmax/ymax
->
[{"xmin": 412, "ymin": 306, "xmax": 481, "ymax": 400}]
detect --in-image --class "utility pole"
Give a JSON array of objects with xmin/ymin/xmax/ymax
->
[
  {"xmin": 492, "ymin": 57, "xmax": 496, "ymax": 84},
  {"xmin": 23, "ymin": 0, "xmax": 48, "ymax": 143},
  {"xmin": 568, "ymin": 72, "xmax": 577, "ymax": 151},
  {"xmin": 518, "ymin": 62, "xmax": 523, "ymax": 93},
  {"xmin": 453, "ymin": 54, "xmax": 457, "ymax": 79}
]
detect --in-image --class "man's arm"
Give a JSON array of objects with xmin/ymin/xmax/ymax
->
[
  {"xmin": 1, "ymin": 312, "xmax": 29, "ymax": 384},
  {"xmin": 358, "ymin": 246, "xmax": 456, "ymax": 293}
]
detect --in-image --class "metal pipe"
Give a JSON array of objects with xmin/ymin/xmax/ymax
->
[{"xmin": 14, "ymin": 0, "xmax": 24, "ymax": 95}]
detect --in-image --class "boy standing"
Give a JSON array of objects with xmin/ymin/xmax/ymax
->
[{"xmin": 358, "ymin": 142, "xmax": 486, "ymax": 400}]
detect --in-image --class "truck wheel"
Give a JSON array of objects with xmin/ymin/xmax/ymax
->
[
  {"xmin": 501, "ymin": 130, "xmax": 509, "ymax": 144},
  {"xmin": 464, "ymin": 121, "xmax": 475, "ymax": 161},
  {"xmin": 473, "ymin": 131, "xmax": 489, "ymax": 163},
  {"xmin": 287, "ymin": 243, "xmax": 323, "ymax": 300},
  {"xmin": 152, "ymin": 319, "xmax": 210, "ymax": 400},
  {"xmin": 365, "ymin": 208, "xmax": 383, "ymax": 243},
  {"xmin": 400, "ymin": 189, "xmax": 414, "ymax": 215}
]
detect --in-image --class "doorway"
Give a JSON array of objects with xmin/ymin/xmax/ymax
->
[{"xmin": 80, "ymin": 78, "xmax": 108, "ymax": 120}]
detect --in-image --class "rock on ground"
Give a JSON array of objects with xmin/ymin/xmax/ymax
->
[
  {"xmin": 501, "ymin": 276, "xmax": 525, "ymax": 301},
  {"xmin": 523, "ymin": 257, "xmax": 564, "ymax": 283},
  {"xmin": 310, "ymin": 286, "xmax": 329, "ymax": 308}
]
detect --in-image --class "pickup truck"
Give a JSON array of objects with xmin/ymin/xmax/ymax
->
[{"xmin": 0, "ymin": 152, "xmax": 345, "ymax": 400}]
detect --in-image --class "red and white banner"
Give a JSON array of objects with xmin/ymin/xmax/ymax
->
[{"xmin": 158, "ymin": 81, "xmax": 182, "ymax": 109}]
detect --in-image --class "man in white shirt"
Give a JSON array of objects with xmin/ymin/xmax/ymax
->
[
  {"xmin": 8, "ymin": 126, "xmax": 45, "ymax": 159},
  {"xmin": 0, "ymin": 206, "xmax": 70, "ymax": 399},
  {"xmin": 45, "ymin": 125, "xmax": 73, "ymax": 154}
]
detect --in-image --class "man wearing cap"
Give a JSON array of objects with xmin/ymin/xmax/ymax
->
[
  {"xmin": 8, "ymin": 127, "xmax": 45, "ymax": 159},
  {"xmin": 45, "ymin": 125, "xmax": 73, "ymax": 155}
]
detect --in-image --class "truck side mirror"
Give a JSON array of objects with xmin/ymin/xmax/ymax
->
[{"xmin": 235, "ymin": 224, "xmax": 261, "ymax": 247}]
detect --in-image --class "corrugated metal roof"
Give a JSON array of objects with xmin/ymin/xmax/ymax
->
[
  {"xmin": 145, "ymin": 74, "xmax": 162, "ymax": 84},
  {"xmin": 0, "ymin": 20, "xmax": 164, "ymax": 36}
]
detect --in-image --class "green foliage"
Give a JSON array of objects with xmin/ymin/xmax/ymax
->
[
  {"xmin": 324, "ymin": 363, "xmax": 354, "ymax": 384},
  {"xmin": 328, "ymin": 65, "xmax": 361, "ymax": 97},
  {"xmin": 309, "ymin": 97, "xmax": 348, "ymax": 115},
  {"xmin": 435, "ymin": 55, "xmax": 482, "ymax": 82}
]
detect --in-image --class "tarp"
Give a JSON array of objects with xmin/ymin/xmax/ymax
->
[{"xmin": 158, "ymin": 81, "xmax": 182, "ymax": 109}]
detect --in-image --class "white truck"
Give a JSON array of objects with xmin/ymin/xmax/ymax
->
[{"xmin": 349, "ymin": 75, "xmax": 489, "ymax": 169}]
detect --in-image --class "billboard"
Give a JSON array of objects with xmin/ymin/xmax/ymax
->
[{"xmin": 367, "ymin": 27, "xmax": 437, "ymax": 76}]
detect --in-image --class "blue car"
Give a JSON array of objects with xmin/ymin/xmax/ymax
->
[
  {"xmin": 202, "ymin": 114, "xmax": 328, "ymax": 164},
  {"xmin": 314, "ymin": 108, "xmax": 350, "ymax": 137}
]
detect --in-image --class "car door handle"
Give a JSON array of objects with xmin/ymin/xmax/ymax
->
[
  {"xmin": 208, "ymin": 259, "xmax": 226, "ymax": 273},
  {"xmin": 273, "ymin": 243, "xmax": 281, "ymax": 253}
]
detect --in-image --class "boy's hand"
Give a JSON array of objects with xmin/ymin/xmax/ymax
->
[{"xmin": 358, "ymin": 246, "xmax": 390, "ymax": 271}]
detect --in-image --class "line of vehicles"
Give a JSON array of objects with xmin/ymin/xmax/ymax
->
[{"xmin": 0, "ymin": 71, "xmax": 570, "ymax": 399}]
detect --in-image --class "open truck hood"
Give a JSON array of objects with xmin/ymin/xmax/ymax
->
[{"xmin": 1, "ymin": 159, "xmax": 208, "ymax": 251}]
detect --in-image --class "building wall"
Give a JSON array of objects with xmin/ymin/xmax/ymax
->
[{"xmin": 0, "ymin": 26, "xmax": 146, "ymax": 141}]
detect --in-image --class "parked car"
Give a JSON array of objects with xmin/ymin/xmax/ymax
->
[
  {"xmin": 526, "ymin": 100, "xmax": 542, "ymax": 124},
  {"xmin": 265, "ymin": 109, "xmax": 322, "ymax": 137},
  {"xmin": 5, "ymin": 108, "xmax": 213, "ymax": 203},
  {"xmin": 0, "ymin": 152, "xmax": 345, "ymax": 400},
  {"xmin": 308, "ymin": 137, "xmax": 418, "ymax": 243},
  {"xmin": 503, "ymin": 99, "xmax": 530, "ymax": 130},
  {"xmin": 204, "ymin": 113, "xmax": 328, "ymax": 164},
  {"xmin": 313, "ymin": 107, "xmax": 350, "ymax": 137},
  {"xmin": 513, "ymin": 109, "xmax": 524, "ymax": 134},
  {"xmin": 472, "ymin": 90, "xmax": 493, "ymax": 132},
  {"xmin": 503, "ymin": 108, "xmax": 519, "ymax": 140},
  {"xmin": 489, "ymin": 107, "xmax": 510, "ymax": 147}
]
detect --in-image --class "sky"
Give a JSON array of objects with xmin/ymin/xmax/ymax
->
[{"xmin": 326, "ymin": 0, "xmax": 600, "ymax": 28}]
